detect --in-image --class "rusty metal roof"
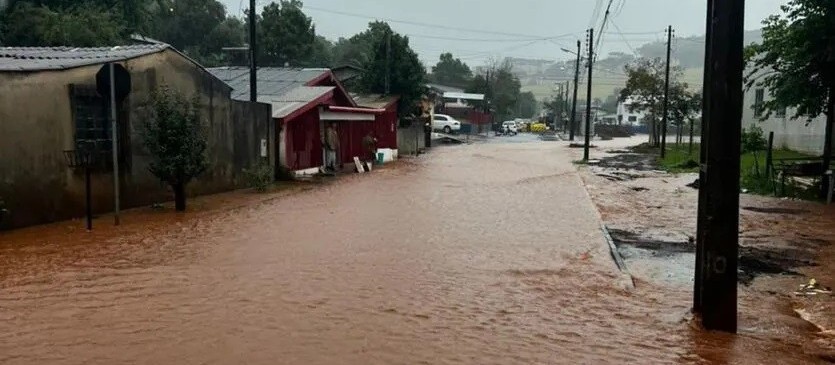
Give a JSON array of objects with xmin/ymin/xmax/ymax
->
[{"xmin": 0, "ymin": 45, "xmax": 168, "ymax": 71}]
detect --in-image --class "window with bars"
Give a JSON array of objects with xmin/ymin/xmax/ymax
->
[{"xmin": 69, "ymin": 84, "xmax": 111, "ymax": 152}]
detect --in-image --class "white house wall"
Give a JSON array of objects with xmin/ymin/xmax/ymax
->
[{"xmin": 741, "ymin": 85, "xmax": 828, "ymax": 155}]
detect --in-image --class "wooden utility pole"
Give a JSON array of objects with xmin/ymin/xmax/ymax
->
[
  {"xmin": 694, "ymin": 0, "xmax": 745, "ymax": 333},
  {"xmin": 661, "ymin": 25, "xmax": 673, "ymax": 159},
  {"xmin": 570, "ymin": 40, "xmax": 581, "ymax": 142},
  {"xmin": 583, "ymin": 29, "xmax": 594, "ymax": 161}
]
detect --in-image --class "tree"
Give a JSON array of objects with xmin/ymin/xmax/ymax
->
[
  {"xmin": 355, "ymin": 22, "xmax": 426, "ymax": 117},
  {"xmin": 745, "ymin": 0, "xmax": 834, "ymax": 197},
  {"xmin": 142, "ymin": 86, "xmax": 208, "ymax": 212},
  {"xmin": 517, "ymin": 91, "xmax": 538, "ymax": 119},
  {"xmin": 467, "ymin": 60, "xmax": 521, "ymax": 124},
  {"xmin": 430, "ymin": 53, "xmax": 473, "ymax": 88},
  {"xmin": 308, "ymin": 35, "xmax": 334, "ymax": 67},
  {"xmin": 0, "ymin": 2, "xmax": 125, "ymax": 46},
  {"xmin": 620, "ymin": 57, "xmax": 687, "ymax": 146},
  {"xmin": 258, "ymin": 0, "xmax": 316, "ymax": 67}
]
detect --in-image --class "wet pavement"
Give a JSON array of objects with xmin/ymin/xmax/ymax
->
[{"xmin": 0, "ymin": 135, "xmax": 831, "ymax": 364}]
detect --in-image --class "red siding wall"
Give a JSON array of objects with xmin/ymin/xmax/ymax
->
[
  {"xmin": 335, "ymin": 121, "xmax": 375, "ymax": 164},
  {"xmin": 374, "ymin": 107, "xmax": 398, "ymax": 149},
  {"xmin": 283, "ymin": 108, "xmax": 323, "ymax": 170}
]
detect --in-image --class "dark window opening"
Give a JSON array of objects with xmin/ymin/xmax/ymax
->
[{"xmin": 754, "ymin": 89, "xmax": 765, "ymax": 117}]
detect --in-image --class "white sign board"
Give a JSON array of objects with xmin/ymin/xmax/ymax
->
[
  {"xmin": 353, "ymin": 156, "xmax": 365, "ymax": 173},
  {"xmin": 260, "ymin": 139, "xmax": 268, "ymax": 157}
]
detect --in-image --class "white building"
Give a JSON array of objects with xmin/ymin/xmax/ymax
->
[
  {"xmin": 742, "ymin": 79, "xmax": 830, "ymax": 155},
  {"xmin": 617, "ymin": 98, "xmax": 648, "ymax": 126}
]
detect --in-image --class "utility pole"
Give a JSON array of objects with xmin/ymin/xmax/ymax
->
[
  {"xmin": 694, "ymin": 0, "xmax": 744, "ymax": 333},
  {"xmin": 563, "ymin": 81, "xmax": 570, "ymax": 131},
  {"xmin": 570, "ymin": 40, "xmax": 581, "ymax": 142},
  {"xmin": 661, "ymin": 25, "xmax": 673, "ymax": 158},
  {"xmin": 109, "ymin": 63, "xmax": 120, "ymax": 226},
  {"xmin": 248, "ymin": 0, "xmax": 257, "ymax": 105},
  {"xmin": 385, "ymin": 31, "xmax": 391, "ymax": 95},
  {"xmin": 554, "ymin": 84, "xmax": 565, "ymax": 133},
  {"xmin": 583, "ymin": 29, "xmax": 594, "ymax": 161}
]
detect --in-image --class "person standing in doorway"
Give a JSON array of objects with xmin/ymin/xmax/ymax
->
[
  {"xmin": 324, "ymin": 123, "xmax": 339, "ymax": 172},
  {"xmin": 362, "ymin": 131, "xmax": 378, "ymax": 163}
]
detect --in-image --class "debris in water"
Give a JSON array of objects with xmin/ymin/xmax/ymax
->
[
  {"xmin": 794, "ymin": 278, "xmax": 832, "ymax": 296},
  {"xmin": 630, "ymin": 187, "xmax": 649, "ymax": 192},
  {"xmin": 686, "ymin": 179, "xmax": 700, "ymax": 189}
]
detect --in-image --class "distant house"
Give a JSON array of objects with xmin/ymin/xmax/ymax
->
[
  {"xmin": 426, "ymin": 83, "xmax": 490, "ymax": 133},
  {"xmin": 617, "ymin": 98, "xmax": 648, "ymax": 126},
  {"xmin": 209, "ymin": 67, "xmax": 398, "ymax": 174},
  {"xmin": 0, "ymin": 45, "xmax": 271, "ymax": 229},
  {"xmin": 742, "ymin": 76, "xmax": 831, "ymax": 156}
]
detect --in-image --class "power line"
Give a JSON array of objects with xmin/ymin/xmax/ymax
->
[
  {"xmin": 405, "ymin": 32, "xmax": 579, "ymax": 43},
  {"xmin": 303, "ymin": 5, "xmax": 581, "ymax": 40},
  {"xmin": 609, "ymin": 20, "xmax": 640, "ymax": 56}
]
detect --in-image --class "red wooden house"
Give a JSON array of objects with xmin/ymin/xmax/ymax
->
[{"xmin": 209, "ymin": 67, "xmax": 398, "ymax": 174}]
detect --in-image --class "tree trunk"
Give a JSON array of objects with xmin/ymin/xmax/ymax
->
[
  {"xmin": 821, "ymin": 87, "xmax": 834, "ymax": 200},
  {"xmin": 173, "ymin": 183, "xmax": 187, "ymax": 212}
]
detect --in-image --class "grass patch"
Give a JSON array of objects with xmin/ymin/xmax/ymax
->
[{"xmin": 650, "ymin": 143, "xmax": 819, "ymax": 199}]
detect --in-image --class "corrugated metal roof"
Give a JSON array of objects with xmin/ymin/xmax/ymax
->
[
  {"xmin": 208, "ymin": 67, "xmax": 330, "ymax": 102},
  {"xmin": 0, "ymin": 45, "xmax": 168, "ymax": 71},
  {"xmin": 352, "ymin": 94, "xmax": 399, "ymax": 109},
  {"xmin": 268, "ymin": 86, "xmax": 334, "ymax": 118},
  {"xmin": 427, "ymin": 83, "xmax": 464, "ymax": 93}
]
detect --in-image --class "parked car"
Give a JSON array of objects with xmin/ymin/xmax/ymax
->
[
  {"xmin": 501, "ymin": 121, "xmax": 519, "ymax": 134},
  {"xmin": 432, "ymin": 114, "xmax": 461, "ymax": 134}
]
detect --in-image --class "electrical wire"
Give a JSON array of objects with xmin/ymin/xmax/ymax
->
[{"xmin": 303, "ymin": 5, "xmax": 571, "ymax": 39}]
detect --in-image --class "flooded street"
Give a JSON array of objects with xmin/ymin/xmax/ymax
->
[{"xmin": 0, "ymin": 138, "xmax": 829, "ymax": 364}]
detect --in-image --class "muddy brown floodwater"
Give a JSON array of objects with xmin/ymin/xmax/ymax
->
[{"xmin": 0, "ymin": 139, "xmax": 829, "ymax": 364}]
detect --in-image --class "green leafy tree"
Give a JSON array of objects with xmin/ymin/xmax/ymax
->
[
  {"xmin": 309, "ymin": 35, "xmax": 334, "ymax": 67},
  {"xmin": 745, "ymin": 0, "xmax": 834, "ymax": 197},
  {"xmin": 517, "ymin": 91, "xmax": 538, "ymax": 119},
  {"xmin": 1, "ymin": 2, "xmax": 125, "ymax": 46},
  {"xmin": 620, "ymin": 57, "xmax": 687, "ymax": 146},
  {"xmin": 467, "ymin": 60, "xmax": 521, "ymax": 124},
  {"xmin": 142, "ymin": 86, "xmax": 208, "ymax": 212},
  {"xmin": 258, "ymin": 0, "xmax": 315, "ymax": 67},
  {"xmin": 355, "ymin": 22, "xmax": 426, "ymax": 117},
  {"xmin": 430, "ymin": 52, "xmax": 473, "ymax": 88}
]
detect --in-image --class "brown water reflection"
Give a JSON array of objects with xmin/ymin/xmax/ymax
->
[{"xmin": 0, "ymin": 140, "xmax": 828, "ymax": 364}]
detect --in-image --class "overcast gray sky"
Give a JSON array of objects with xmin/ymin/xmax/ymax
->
[{"xmin": 221, "ymin": 0, "xmax": 787, "ymax": 65}]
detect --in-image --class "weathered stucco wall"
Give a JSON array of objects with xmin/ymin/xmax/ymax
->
[{"xmin": 0, "ymin": 49, "xmax": 272, "ymax": 229}]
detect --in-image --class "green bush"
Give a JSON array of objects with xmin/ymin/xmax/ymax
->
[{"xmin": 244, "ymin": 159, "xmax": 274, "ymax": 192}]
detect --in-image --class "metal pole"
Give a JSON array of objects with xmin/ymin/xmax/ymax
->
[
  {"xmin": 765, "ymin": 131, "xmax": 774, "ymax": 179},
  {"xmin": 661, "ymin": 25, "xmax": 673, "ymax": 159},
  {"xmin": 109, "ymin": 63, "xmax": 120, "ymax": 226},
  {"xmin": 695, "ymin": 0, "xmax": 744, "ymax": 333},
  {"xmin": 569, "ymin": 40, "xmax": 580, "ymax": 141},
  {"xmin": 583, "ymin": 29, "xmax": 594, "ymax": 161},
  {"xmin": 85, "ymin": 165, "xmax": 92, "ymax": 231},
  {"xmin": 249, "ymin": 0, "xmax": 257, "ymax": 105}
]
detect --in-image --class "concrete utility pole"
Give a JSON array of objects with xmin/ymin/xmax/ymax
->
[
  {"xmin": 249, "ymin": 0, "xmax": 257, "ymax": 105},
  {"xmin": 583, "ymin": 29, "xmax": 594, "ymax": 161},
  {"xmin": 556, "ymin": 83, "xmax": 563, "ymax": 130},
  {"xmin": 694, "ymin": 0, "xmax": 745, "ymax": 333},
  {"xmin": 570, "ymin": 40, "xmax": 581, "ymax": 142},
  {"xmin": 660, "ymin": 25, "xmax": 673, "ymax": 159}
]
